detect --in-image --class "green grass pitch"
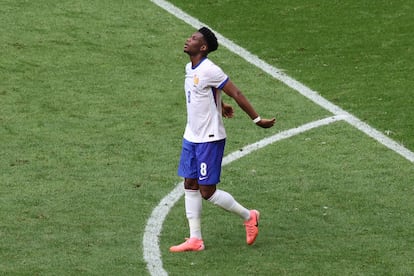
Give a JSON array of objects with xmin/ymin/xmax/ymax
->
[{"xmin": 1, "ymin": 0, "xmax": 413, "ymax": 275}]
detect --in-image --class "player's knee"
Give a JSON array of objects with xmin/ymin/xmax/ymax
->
[
  {"xmin": 184, "ymin": 178, "xmax": 199, "ymax": 190},
  {"xmin": 200, "ymin": 193, "xmax": 211, "ymax": 200},
  {"xmin": 200, "ymin": 185, "xmax": 216, "ymax": 200}
]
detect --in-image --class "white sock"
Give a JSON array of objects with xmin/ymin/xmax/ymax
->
[
  {"xmin": 208, "ymin": 189, "xmax": 250, "ymax": 220},
  {"xmin": 185, "ymin": 189, "xmax": 202, "ymax": 239}
]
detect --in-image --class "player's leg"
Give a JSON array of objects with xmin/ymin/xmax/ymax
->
[
  {"xmin": 199, "ymin": 185, "xmax": 260, "ymax": 245},
  {"xmin": 182, "ymin": 178, "xmax": 202, "ymax": 238},
  {"xmin": 197, "ymin": 140, "xmax": 260, "ymax": 245},
  {"xmin": 170, "ymin": 140, "xmax": 205, "ymax": 252}
]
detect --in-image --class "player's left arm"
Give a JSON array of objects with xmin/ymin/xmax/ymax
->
[{"xmin": 222, "ymin": 80, "xmax": 275, "ymax": 128}]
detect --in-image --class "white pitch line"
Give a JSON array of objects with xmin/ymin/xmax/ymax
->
[
  {"xmin": 145, "ymin": 0, "xmax": 414, "ymax": 274},
  {"xmin": 223, "ymin": 115, "xmax": 347, "ymax": 165},
  {"xmin": 150, "ymin": 0, "xmax": 414, "ymax": 164},
  {"xmin": 143, "ymin": 115, "xmax": 345, "ymax": 276},
  {"xmin": 143, "ymin": 181, "xmax": 183, "ymax": 276}
]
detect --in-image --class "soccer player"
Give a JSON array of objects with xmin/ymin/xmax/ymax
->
[{"xmin": 170, "ymin": 27, "xmax": 276, "ymax": 252}]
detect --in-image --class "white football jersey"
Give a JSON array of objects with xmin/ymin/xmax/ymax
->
[{"xmin": 183, "ymin": 58, "xmax": 229, "ymax": 143}]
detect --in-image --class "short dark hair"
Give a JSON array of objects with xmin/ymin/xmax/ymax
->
[{"xmin": 198, "ymin": 27, "xmax": 218, "ymax": 53}]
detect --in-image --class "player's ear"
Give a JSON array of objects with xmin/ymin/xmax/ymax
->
[{"xmin": 200, "ymin": 44, "xmax": 207, "ymax": 52}]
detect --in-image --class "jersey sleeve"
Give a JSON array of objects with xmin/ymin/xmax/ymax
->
[{"xmin": 204, "ymin": 64, "xmax": 229, "ymax": 89}]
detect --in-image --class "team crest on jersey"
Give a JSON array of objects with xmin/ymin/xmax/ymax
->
[{"xmin": 193, "ymin": 74, "xmax": 199, "ymax": 86}]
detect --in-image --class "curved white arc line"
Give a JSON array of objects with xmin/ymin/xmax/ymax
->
[
  {"xmin": 143, "ymin": 182, "xmax": 183, "ymax": 276},
  {"xmin": 143, "ymin": 116, "xmax": 343, "ymax": 275},
  {"xmin": 145, "ymin": 1, "xmax": 414, "ymax": 275}
]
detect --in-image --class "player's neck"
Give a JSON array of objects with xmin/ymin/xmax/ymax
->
[{"xmin": 190, "ymin": 54, "xmax": 207, "ymax": 68}]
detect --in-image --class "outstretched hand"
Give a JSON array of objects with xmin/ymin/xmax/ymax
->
[{"xmin": 256, "ymin": 117, "xmax": 276, "ymax": 128}]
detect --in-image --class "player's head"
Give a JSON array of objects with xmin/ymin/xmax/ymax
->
[
  {"xmin": 184, "ymin": 26, "xmax": 218, "ymax": 56},
  {"xmin": 198, "ymin": 27, "xmax": 218, "ymax": 53}
]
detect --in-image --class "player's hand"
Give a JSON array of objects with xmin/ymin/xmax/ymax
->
[
  {"xmin": 222, "ymin": 103, "xmax": 234, "ymax": 118},
  {"xmin": 256, "ymin": 117, "xmax": 276, "ymax": 128}
]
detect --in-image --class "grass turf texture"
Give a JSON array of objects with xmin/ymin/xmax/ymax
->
[
  {"xmin": 0, "ymin": 1, "xmax": 186, "ymax": 274},
  {"xmin": 162, "ymin": 122, "xmax": 414, "ymax": 275},
  {"xmin": 1, "ymin": 0, "xmax": 413, "ymax": 275},
  {"xmin": 168, "ymin": 0, "xmax": 414, "ymax": 151}
]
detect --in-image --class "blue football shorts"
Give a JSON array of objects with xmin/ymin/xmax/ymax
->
[{"xmin": 178, "ymin": 138, "xmax": 226, "ymax": 185}]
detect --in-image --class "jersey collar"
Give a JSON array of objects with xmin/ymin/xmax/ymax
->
[{"xmin": 192, "ymin": 57, "xmax": 208, "ymax": 70}]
